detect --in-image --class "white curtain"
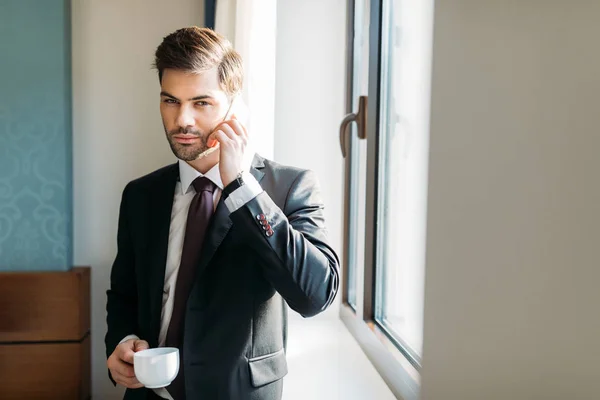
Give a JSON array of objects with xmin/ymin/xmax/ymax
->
[{"xmin": 215, "ymin": 0, "xmax": 277, "ymax": 160}]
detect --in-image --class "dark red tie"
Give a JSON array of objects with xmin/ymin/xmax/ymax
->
[{"xmin": 166, "ymin": 176, "xmax": 215, "ymax": 400}]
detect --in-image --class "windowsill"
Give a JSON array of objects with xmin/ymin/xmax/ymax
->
[
  {"xmin": 339, "ymin": 304, "xmax": 420, "ymax": 400},
  {"xmin": 284, "ymin": 307, "xmax": 397, "ymax": 399}
]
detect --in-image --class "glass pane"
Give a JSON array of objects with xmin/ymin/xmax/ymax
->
[
  {"xmin": 347, "ymin": 0, "xmax": 370, "ymax": 311},
  {"xmin": 375, "ymin": 0, "xmax": 434, "ymax": 361}
]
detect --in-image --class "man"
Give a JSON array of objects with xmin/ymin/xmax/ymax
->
[{"xmin": 105, "ymin": 27, "xmax": 340, "ymax": 400}]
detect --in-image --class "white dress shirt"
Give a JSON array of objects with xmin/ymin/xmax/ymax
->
[{"xmin": 119, "ymin": 155, "xmax": 262, "ymax": 399}]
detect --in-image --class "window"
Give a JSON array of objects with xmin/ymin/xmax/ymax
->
[
  {"xmin": 344, "ymin": 0, "xmax": 370, "ymax": 312},
  {"xmin": 374, "ymin": 0, "xmax": 432, "ymax": 364},
  {"xmin": 340, "ymin": 0, "xmax": 434, "ymax": 396}
]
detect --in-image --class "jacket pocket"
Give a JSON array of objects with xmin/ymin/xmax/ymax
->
[{"xmin": 248, "ymin": 349, "xmax": 288, "ymax": 388}]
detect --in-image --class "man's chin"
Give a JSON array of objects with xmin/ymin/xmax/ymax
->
[{"xmin": 170, "ymin": 143, "xmax": 208, "ymax": 161}]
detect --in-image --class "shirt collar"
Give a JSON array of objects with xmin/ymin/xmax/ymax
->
[
  {"xmin": 177, "ymin": 142, "xmax": 257, "ymax": 195},
  {"xmin": 178, "ymin": 160, "xmax": 224, "ymax": 195}
]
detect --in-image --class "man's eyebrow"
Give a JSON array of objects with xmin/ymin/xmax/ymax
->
[
  {"xmin": 160, "ymin": 91, "xmax": 178, "ymax": 100},
  {"xmin": 160, "ymin": 91, "xmax": 215, "ymax": 101},
  {"xmin": 190, "ymin": 95, "xmax": 214, "ymax": 101}
]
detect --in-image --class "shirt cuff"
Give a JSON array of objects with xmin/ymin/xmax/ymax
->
[
  {"xmin": 119, "ymin": 334, "xmax": 140, "ymax": 345},
  {"xmin": 224, "ymin": 171, "xmax": 263, "ymax": 212},
  {"xmin": 154, "ymin": 387, "xmax": 174, "ymax": 399}
]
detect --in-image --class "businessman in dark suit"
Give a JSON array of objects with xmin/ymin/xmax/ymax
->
[{"xmin": 105, "ymin": 27, "xmax": 340, "ymax": 400}]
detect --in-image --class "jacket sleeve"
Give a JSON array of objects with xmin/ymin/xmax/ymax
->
[
  {"xmin": 229, "ymin": 170, "xmax": 340, "ymax": 317},
  {"xmin": 105, "ymin": 183, "xmax": 138, "ymax": 384}
]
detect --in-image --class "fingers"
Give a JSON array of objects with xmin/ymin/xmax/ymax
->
[
  {"xmin": 108, "ymin": 340, "xmax": 151, "ymax": 389},
  {"xmin": 116, "ymin": 340, "xmax": 136, "ymax": 364},
  {"xmin": 214, "ymin": 119, "xmax": 247, "ymax": 139},
  {"xmin": 208, "ymin": 115, "xmax": 248, "ymax": 149},
  {"xmin": 134, "ymin": 340, "xmax": 149, "ymax": 352},
  {"xmin": 212, "ymin": 129, "xmax": 232, "ymax": 147},
  {"xmin": 121, "ymin": 346, "xmax": 135, "ymax": 365},
  {"xmin": 112, "ymin": 369, "xmax": 144, "ymax": 389},
  {"xmin": 117, "ymin": 364, "xmax": 136, "ymax": 380},
  {"xmin": 218, "ymin": 123, "xmax": 239, "ymax": 142},
  {"xmin": 108, "ymin": 354, "xmax": 143, "ymax": 388},
  {"xmin": 208, "ymin": 123, "xmax": 231, "ymax": 148},
  {"xmin": 213, "ymin": 122, "xmax": 248, "ymax": 147},
  {"xmin": 227, "ymin": 117, "xmax": 248, "ymax": 138},
  {"xmin": 109, "ymin": 354, "xmax": 135, "ymax": 378}
]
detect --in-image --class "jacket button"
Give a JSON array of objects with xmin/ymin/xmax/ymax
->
[
  {"xmin": 266, "ymin": 230, "xmax": 274, "ymax": 237},
  {"xmin": 256, "ymin": 214, "xmax": 266, "ymax": 221},
  {"xmin": 259, "ymin": 219, "xmax": 267, "ymax": 226}
]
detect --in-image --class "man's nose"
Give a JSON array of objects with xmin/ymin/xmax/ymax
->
[{"xmin": 176, "ymin": 105, "xmax": 195, "ymax": 129}]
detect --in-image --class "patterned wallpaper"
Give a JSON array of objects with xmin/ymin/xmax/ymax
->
[{"xmin": 0, "ymin": 0, "xmax": 72, "ymax": 271}]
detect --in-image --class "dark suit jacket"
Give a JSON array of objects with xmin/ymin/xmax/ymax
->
[{"xmin": 105, "ymin": 154, "xmax": 340, "ymax": 400}]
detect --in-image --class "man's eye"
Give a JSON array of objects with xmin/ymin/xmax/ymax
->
[
  {"xmin": 195, "ymin": 101, "xmax": 210, "ymax": 107},
  {"xmin": 163, "ymin": 98, "xmax": 178, "ymax": 104}
]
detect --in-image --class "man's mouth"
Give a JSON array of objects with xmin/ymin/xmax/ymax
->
[{"xmin": 172, "ymin": 134, "xmax": 200, "ymax": 144}]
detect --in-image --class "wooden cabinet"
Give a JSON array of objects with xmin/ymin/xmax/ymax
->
[{"xmin": 0, "ymin": 267, "xmax": 91, "ymax": 399}]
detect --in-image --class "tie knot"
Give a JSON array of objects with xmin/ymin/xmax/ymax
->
[{"xmin": 192, "ymin": 176, "xmax": 216, "ymax": 194}]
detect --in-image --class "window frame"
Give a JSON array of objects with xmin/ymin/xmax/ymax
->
[{"xmin": 339, "ymin": 0, "xmax": 422, "ymax": 398}]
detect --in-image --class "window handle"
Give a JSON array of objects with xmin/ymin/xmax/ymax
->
[{"xmin": 339, "ymin": 96, "xmax": 367, "ymax": 157}]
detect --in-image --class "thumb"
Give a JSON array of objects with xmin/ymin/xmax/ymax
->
[{"xmin": 134, "ymin": 340, "xmax": 149, "ymax": 352}]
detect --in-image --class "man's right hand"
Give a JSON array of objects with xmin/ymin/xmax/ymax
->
[{"xmin": 107, "ymin": 339, "xmax": 149, "ymax": 389}]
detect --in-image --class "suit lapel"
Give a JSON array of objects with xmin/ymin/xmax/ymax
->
[
  {"xmin": 195, "ymin": 154, "xmax": 266, "ymax": 280},
  {"xmin": 248, "ymin": 154, "xmax": 265, "ymax": 183},
  {"xmin": 147, "ymin": 163, "xmax": 178, "ymax": 347},
  {"xmin": 144, "ymin": 156, "xmax": 266, "ymax": 342}
]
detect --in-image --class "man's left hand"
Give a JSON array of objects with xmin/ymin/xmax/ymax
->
[{"xmin": 209, "ymin": 116, "xmax": 248, "ymax": 186}]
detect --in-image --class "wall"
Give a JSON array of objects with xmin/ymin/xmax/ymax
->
[
  {"xmin": 71, "ymin": 1, "xmax": 203, "ymax": 397},
  {"xmin": 0, "ymin": 0, "xmax": 72, "ymax": 271},
  {"xmin": 274, "ymin": 1, "xmax": 395, "ymax": 399},
  {"xmin": 72, "ymin": 0, "xmax": 393, "ymax": 397},
  {"xmin": 421, "ymin": 1, "xmax": 600, "ymax": 399},
  {"xmin": 274, "ymin": 0, "xmax": 345, "ymax": 283}
]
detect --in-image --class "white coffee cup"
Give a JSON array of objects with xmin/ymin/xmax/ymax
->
[{"xmin": 133, "ymin": 347, "xmax": 180, "ymax": 389}]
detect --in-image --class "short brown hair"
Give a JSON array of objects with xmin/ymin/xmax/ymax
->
[{"xmin": 154, "ymin": 26, "xmax": 243, "ymax": 97}]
